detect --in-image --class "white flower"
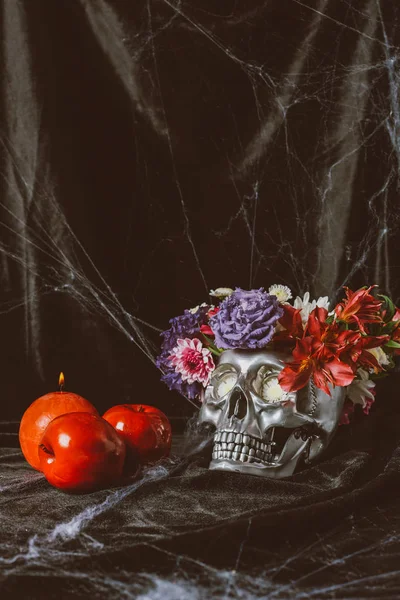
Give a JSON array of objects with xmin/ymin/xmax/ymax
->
[
  {"xmin": 268, "ymin": 284, "xmax": 292, "ymax": 303},
  {"xmin": 216, "ymin": 374, "xmax": 237, "ymax": 398},
  {"xmin": 366, "ymin": 346, "xmax": 390, "ymax": 367},
  {"xmin": 261, "ymin": 377, "xmax": 289, "ymax": 403},
  {"xmin": 316, "ymin": 296, "xmax": 330, "ymax": 309},
  {"xmin": 209, "ymin": 287, "xmax": 234, "ymax": 299},
  {"xmin": 293, "ymin": 292, "xmax": 330, "ymax": 324},
  {"xmin": 189, "ymin": 302, "xmax": 209, "ymax": 314},
  {"xmin": 346, "ymin": 369, "xmax": 375, "ymax": 407}
]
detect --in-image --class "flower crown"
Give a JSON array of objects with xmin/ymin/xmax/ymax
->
[{"xmin": 157, "ymin": 285, "xmax": 400, "ymax": 424}]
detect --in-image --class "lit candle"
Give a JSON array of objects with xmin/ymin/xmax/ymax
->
[{"xmin": 19, "ymin": 373, "xmax": 98, "ymax": 471}]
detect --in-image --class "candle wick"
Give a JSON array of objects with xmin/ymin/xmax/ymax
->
[{"xmin": 58, "ymin": 372, "xmax": 65, "ymax": 392}]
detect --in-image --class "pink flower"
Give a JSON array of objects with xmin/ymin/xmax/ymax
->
[{"xmin": 168, "ymin": 338, "xmax": 215, "ymax": 386}]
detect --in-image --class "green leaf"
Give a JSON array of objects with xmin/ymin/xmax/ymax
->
[
  {"xmin": 383, "ymin": 321, "xmax": 399, "ymax": 334},
  {"xmin": 378, "ymin": 294, "xmax": 396, "ymax": 321},
  {"xmin": 369, "ymin": 372, "xmax": 389, "ymax": 381},
  {"xmin": 201, "ymin": 333, "xmax": 213, "ymax": 344},
  {"xmin": 200, "ymin": 333, "xmax": 224, "ymax": 356},
  {"xmin": 384, "ymin": 339, "xmax": 400, "ymax": 349},
  {"xmin": 208, "ymin": 347, "xmax": 224, "ymax": 357}
]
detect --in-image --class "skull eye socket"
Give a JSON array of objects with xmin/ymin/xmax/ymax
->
[
  {"xmin": 210, "ymin": 367, "xmax": 238, "ymax": 400},
  {"xmin": 252, "ymin": 367, "xmax": 289, "ymax": 404}
]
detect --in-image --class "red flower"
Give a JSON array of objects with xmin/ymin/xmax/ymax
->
[
  {"xmin": 306, "ymin": 307, "xmax": 347, "ymax": 355},
  {"xmin": 274, "ymin": 304, "xmax": 304, "ymax": 348},
  {"xmin": 337, "ymin": 333, "xmax": 389, "ymax": 372},
  {"xmin": 278, "ymin": 304, "xmax": 388, "ymax": 394},
  {"xmin": 200, "ymin": 307, "xmax": 220, "ymax": 338},
  {"xmin": 334, "ymin": 286, "xmax": 383, "ymax": 333},
  {"xmin": 305, "ymin": 307, "xmax": 362, "ymax": 365},
  {"xmin": 280, "ymin": 304, "xmax": 304, "ymax": 337},
  {"xmin": 339, "ymin": 390, "xmax": 376, "ymax": 426},
  {"xmin": 278, "ymin": 337, "xmax": 355, "ymax": 395},
  {"xmin": 200, "ymin": 324, "xmax": 214, "ymax": 336},
  {"xmin": 278, "ymin": 338, "xmax": 314, "ymax": 392}
]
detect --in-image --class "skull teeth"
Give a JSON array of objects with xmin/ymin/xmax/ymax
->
[
  {"xmin": 212, "ymin": 430, "xmax": 277, "ymax": 465},
  {"xmin": 212, "ymin": 447, "xmax": 275, "ymax": 464}
]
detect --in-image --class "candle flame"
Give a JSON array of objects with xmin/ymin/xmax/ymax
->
[{"xmin": 59, "ymin": 372, "xmax": 65, "ymax": 391}]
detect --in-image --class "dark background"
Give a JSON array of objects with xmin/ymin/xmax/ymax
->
[
  {"xmin": 2, "ymin": 2, "xmax": 400, "ymax": 599},
  {"xmin": 1, "ymin": 0, "xmax": 399, "ymax": 422}
]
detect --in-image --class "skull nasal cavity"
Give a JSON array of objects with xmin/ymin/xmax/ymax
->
[{"xmin": 228, "ymin": 390, "xmax": 247, "ymax": 420}]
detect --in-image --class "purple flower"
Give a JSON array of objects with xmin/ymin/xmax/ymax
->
[
  {"xmin": 159, "ymin": 306, "xmax": 209, "ymax": 353},
  {"xmin": 210, "ymin": 287, "xmax": 283, "ymax": 349},
  {"xmin": 157, "ymin": 306, "xmax": 210, "ymax": 398},
  {"xmin": 158, "ymin": 366, "xmax": 202, "ymax": 399}
]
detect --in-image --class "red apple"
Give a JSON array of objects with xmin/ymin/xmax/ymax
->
[
  {"xmin": 19, "ymin": 391, "xmax": 98, "ymax": 471},
  {"xmin": 39, "ymin": 412, "xmax": 126, "ymax": 493},
  {"xmin": 103, "ymin": 404, "xmax": 172, "ymax": 466}
]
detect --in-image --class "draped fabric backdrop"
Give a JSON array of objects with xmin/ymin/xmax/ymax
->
[{"xmin": 1, "ymin": 1, "xmax": 400, "ymax": 598}]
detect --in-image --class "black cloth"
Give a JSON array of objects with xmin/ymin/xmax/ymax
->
[
  {"xmin": 1, "ymin": 374, "xmax": 400, "ymax": 599},
  {"xmin": 2, "ymin": 1, "xmax": 400, "ymax": 598}
]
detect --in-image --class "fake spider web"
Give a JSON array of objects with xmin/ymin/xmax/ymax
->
[
  {"xmin": 1, "ymin": 1, "xmax": 400, "ymax": 597},
  {"xmin": 1, "ymin": 0, "xmax": 399, "ymax": 382}
]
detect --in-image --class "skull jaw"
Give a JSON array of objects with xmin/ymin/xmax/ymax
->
[{"xmin": 209, "ymin": 435, "xmax": 310, "ymax": 478}]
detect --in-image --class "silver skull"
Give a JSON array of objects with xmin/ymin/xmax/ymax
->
[{"xmin": 197, "ymin": 349, "xmax": 345, "ymax": 478}]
